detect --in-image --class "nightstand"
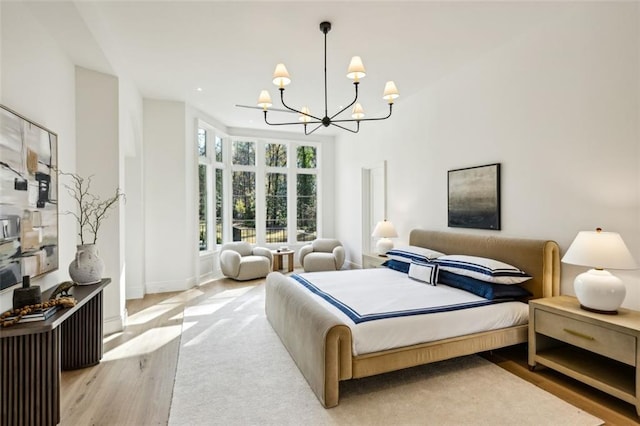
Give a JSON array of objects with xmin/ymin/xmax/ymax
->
[
  {"xmin": 529, "ymin": 295, "xmax": 640, "ymax": 416},
  {"xmin": 362, "ymin": 253, "xmax": 387, "ymax": 269}
]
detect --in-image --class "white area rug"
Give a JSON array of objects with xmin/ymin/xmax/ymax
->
[{"xmin": 169, "ymin": 284, "xmax": 603, "ymax": 426}]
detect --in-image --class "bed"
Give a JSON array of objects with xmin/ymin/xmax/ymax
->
[{"xmin": 265, "ymin": 229, "xmax": 560, "ymax": 408}]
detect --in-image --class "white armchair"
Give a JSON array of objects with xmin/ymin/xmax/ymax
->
[
  {"xmin": 298, "ymin": 238, "xmax": 345, "ymax": 272},
  {"xmin": 220, "ymin": 242, "xmax": 273, "ymax": 281}
]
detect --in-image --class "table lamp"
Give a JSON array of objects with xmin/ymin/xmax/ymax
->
[
  {"xmin": 372, "ymin": 220, "xmax": 398, "ymax": 256},
  {"xmin": 561, "ymin": 228, "xmax": 637, "ymax": 314}
]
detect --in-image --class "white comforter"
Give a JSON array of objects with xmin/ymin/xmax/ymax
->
[{"xmin": 292, "ymin": 268, "xmax": 529, "ymax": 356}]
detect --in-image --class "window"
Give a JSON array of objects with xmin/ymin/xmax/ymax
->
[
  {"xmin": 198, "ymin": 128, "xmax": 209, "ymax": 250},
  {"xmin": 266, "ymin": 172, "xmax": 287, "ymax": 243},
  {"xmin": 197, "ymin": 124, "xmax": 320, "ymax": 248},
  {"xmin": 198, "ymin": 124, "xmax": 226, "ymax": 251},
  {"xmin": 232, "ymin": 140, "xmax": 255, "ymax": 166},
  {"xmin": 215, "ymin": 168, "xmax": 223, "ymax": 245},
  {"xmin": 198, "ymin": 164, "xmax": 208, "ymax": 250},
  {"xmin": 232, "ymin": 170, "xmax": 256, "ymax": 242},
  {"xmin": 297, "ymin": 174, "xmax": 316, "ymax": 241},
  {"xmin": 296, "ymin": 146, "xmax": 317, "ymax": 241}
]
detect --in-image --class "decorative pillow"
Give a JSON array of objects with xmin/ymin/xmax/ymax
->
[
  {"xmin": 408, "ymin": 260, "xmax": 439, "ymax": 286},
  {"xmin": 438, "ymin": 270, "xmax": 532, "ymax": 300},
  {"xmin": 381, "ymin": 259, "xmax": 410, "ymax": 273},
  {"xmin": 386, "ymin": 246, "xmax": 446, "ymax": 264},
  {"xmin": 434, "ymin": 255, "xmax": 531, "ymax": 285}
]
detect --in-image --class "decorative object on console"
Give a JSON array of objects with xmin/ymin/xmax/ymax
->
[
  {"xmin": 12, "ymin": 275, "xmax": 41, "ymax": 310},
  {"xmin": 448, "ymin": 163, "xmax": 500, "ymax": 230},
  {"xmin": 255, "ymin": 22, "xmax": 399, "ymax": 135},
  {"xmin": 58, "ymin": 171, "xmax": 124, "ymax": 284},
  {"xmin": 562, "ymin": 228, "xmax": 638, "ymax": 314},
  {"xmin": 0, "ymin": 105, "xmax": 59, "ymax": 291},
  {"xmin": 371, "ymin": 220, "xmax": 398, "ymax": 255},
  {"xmin": 1, "ymin": 295, "xmax": 76, "ymax": 327},
  {"xmin": 68, "ymin": 244, "xmax": 105, "ymax": 285}
]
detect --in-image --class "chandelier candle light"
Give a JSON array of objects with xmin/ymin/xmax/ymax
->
[
  {"xmin": 561, "ymin": 228, "xmax": 638, "ymax": 314},
  {"xmin": 257, "ymin": 21, "xmax": 399, "ymax": 135}
]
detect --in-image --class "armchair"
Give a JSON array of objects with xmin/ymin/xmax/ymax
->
[
  {"xmin": 220, "ymin": 242, "xmax": 273, "ymax": 281},
  {"xmin": 298, "ymin": 238, "xmax": 345, "ymax": 272}
]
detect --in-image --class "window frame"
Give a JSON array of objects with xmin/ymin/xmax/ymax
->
[
  {"xmin": 197, "ymin": 121, "xmax": 228, "ymax": 253},
  {"xmin": 197, "ymin": 128, "xmax": 321, "ymax": 249}
]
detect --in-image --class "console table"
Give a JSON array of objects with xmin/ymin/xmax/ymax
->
[{"xmin": 0, "ymin": 278, "xmax": 111, "ymax": 426}]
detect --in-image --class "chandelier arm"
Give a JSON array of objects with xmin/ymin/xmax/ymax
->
[
  {"xmin": 264, "ymin": 111, "xmax": 322, "ymax": 126},
  {"xmin": 331, "ymin": 104, "xmax": 393, "ymax": 123},
  {"xmin": 278, "ymin": 89, "xmax": 323, "ymax": 121},
  {"xmin": 329, "ymin": 121, "xmax": 360, "ymax": 134},
  {"xmin": 330, "ymin": 82, "xmax": 359, "ymax": 120},
  {"xmin": 305, "ymin": 123, "xmax": 325, "ymax": 135}
]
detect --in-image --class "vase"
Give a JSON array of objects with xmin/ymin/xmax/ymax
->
[{"xmin": 68, "ymin": 244, "xmax": 104, "ymax": 285}]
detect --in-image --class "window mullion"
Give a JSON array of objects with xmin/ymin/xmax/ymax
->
[
  {"xmin": 287, "ymin": 143, "xmax": 297, "ymax": 245},
  {"xmin": 255, "ymin": 140, "xmax": 266, "ymax": 245}
]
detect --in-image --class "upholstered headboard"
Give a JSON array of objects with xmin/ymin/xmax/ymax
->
[{"xmin": 408, "ymin": 230, "xmax": 560, "ymax": 299}]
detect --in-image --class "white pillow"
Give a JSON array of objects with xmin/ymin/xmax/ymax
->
[
  {"xmin": 434, "ymin": 255, "xmax": 531, "ymax": 285},
  {"xmin": 408, "ymin": 260, "xmax": 439, "ymax": 286},
  {"xmin": 386, "ymin": 246, "xmax": 446, "ymax": 263}
]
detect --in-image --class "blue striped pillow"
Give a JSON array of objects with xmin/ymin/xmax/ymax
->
[
  {"xmin": 434, "ymin": 255, "xmax": 531, "ymax": 285},
  {"xmin": 386, "ymin": 246, "xmax": 445, "ymax": 264}
]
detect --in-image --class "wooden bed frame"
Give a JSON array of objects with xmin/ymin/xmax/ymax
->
[{"xmin": 265, "ymin": 230, "xmax": 560, "ymax": 408}]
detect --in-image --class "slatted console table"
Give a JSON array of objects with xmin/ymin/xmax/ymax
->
[{"xmin": 0, "ymin": 278, "xmax": 111, "ymax": 426}]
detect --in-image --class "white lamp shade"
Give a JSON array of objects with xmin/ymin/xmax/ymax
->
[
  {"xmin": 299, "ymin": 106, "xmax": 312, "ymax": 123},
  {"xmin": 351, "ymin": 103, "xmax": 365, "ymax": 120},
  {"xmin": 272, "ymin": 63, "xmax": 291, "ymax": 87},
  {"xmin": 372, "ymin": 220, "xmax": 398, "ymax": 238},
  {"xmin": 346, "ymin": 56, "xmax": 366, "ymax": 80},
  {"xmin": 257, "ymin": 90, "xmax": 272, "ymax": 109},
  {"xmin": 382, "ymin": 81, "xmax": 399, "ymax": 102},
  {"xmin": 563, "ymin": 229, "xmax": 637, "ymax": 313},
  {"xmin": 562, "ymin": 229, "xmax": 637, "ymax": 270}
]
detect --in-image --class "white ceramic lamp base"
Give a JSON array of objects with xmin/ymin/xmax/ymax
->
[
  {"xmin": 574, "ymin": 269, "xmax": 626, "ymax": 314},
  {"xmin": 376, "ymin": 238, "xmax": 394, "ymax": 256}
]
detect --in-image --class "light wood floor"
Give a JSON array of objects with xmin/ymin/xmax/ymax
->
[{"xmin": 60, "ymin": 275, "xmax": 639, "ymax": 425}]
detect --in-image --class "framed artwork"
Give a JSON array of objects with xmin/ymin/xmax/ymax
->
[
  {"xmin": 0, "ymin": 105, "xmax": 58, "ymax": 291},
  {"xmin": 448, "ymin": 163, "xmax": 500, "ymax": 230}
]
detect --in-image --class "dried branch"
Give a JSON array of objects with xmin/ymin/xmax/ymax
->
[{"xmin": 57, "ymin": 170, "xmax": 124, "ymax": 245}]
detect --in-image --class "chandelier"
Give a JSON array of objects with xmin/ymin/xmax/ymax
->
[{"xmin": 257, "ymin": 21, "xmax": 399, "ymax": 135}]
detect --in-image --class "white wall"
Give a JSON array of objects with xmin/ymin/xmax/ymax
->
[
  {"xmin": 122, "ymin": 80, "xmax": 145, "ymax": 300},
  {"xmin": 143, "ymin": 100, "xmax": 195, "ymax": 293},
  {"xmin": 75, "ymin": 67, "xmax": 125, "ymax": 334},
  {"xmin": 334, "ymin": 2, "xmax": 640, "ymax": 309},
  {"xmin": 0, "ymin": 2, "xmax": 77, "ymax": 313}
]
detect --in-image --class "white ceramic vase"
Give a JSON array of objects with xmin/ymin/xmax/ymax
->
[{"xmin": 69, "ymin": 244, "xmax": 104, "ymax": 285}]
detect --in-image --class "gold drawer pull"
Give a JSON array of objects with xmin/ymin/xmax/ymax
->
[{"xmin": 563, "ymin": 328, "xmax": 595, "ymax": 341}]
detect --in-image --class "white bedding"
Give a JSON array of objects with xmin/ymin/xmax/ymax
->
[{"xmin": 292, "ymin": 268, "xmax": 529, "ymax": 356}]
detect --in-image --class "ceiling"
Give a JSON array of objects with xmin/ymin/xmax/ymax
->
[{"xmin": 23, "ymin": 1, "xmax": 562, "ymax": 136}]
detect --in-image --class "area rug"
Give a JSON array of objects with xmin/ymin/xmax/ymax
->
[{"xmin": 169, "ymin": 284, "xmax": 603, "ymax": 426}]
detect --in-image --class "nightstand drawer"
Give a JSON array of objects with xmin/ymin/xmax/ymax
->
[{"xmin": 535, "ymin": 310, "xmax": 636, "ymax": 365}]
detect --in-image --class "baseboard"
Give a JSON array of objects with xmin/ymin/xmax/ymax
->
[
  {"xmin": 146, "ymin": 276, "xmax": 197, "ymax": 294},
  {"xmin": 126, "ymin": 285, "xmax": 145, "ymax": 300},
  {"xmin": 199, "ymin": 271, "xmax": 221, "ymax": 284},
  {"xmin": 345, "ymin": 260, "xmax": 361, "ymax": 269},
  {"xmin": 104, "ymin": 311, "xmax": 125, "ymax": 335}
]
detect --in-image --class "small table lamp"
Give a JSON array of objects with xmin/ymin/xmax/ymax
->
[
  {"xmin": 372, "ymin": 220, "xmax": 398, "ymax": 256},
  {"xmin": 561, "ymin": 228, "xmax": 637, "ymax": 314}
]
